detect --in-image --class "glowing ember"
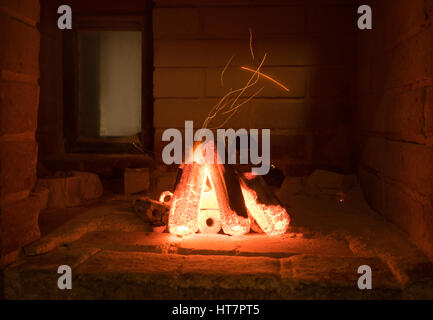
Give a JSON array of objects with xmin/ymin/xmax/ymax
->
[
  {"xmin": 167, "ymin": 161, "xmax": 253, "ymax": 236},
  {"xmin": 167, "ymin": 145, "xmax": 289, "ymax": 237},
  {"xmin": 206, "ymin": 164, "xmax": 251, "ymax": 236},
  {"xmin": 240, "ymin": 180, "xmax": 290, "ymax": 236},
  {"xmin": 159, "ymin": 191, "xmax": 173, "ymax": 203},
  {"xmin": 173, "ymin": 225, "xmax": 191, "ymax": 236},
  {"xmin": 198, "ymin": 209, "xmax": 221, "ymax": 234},
  {"xmin": 167, "ymin": 163, "xmax": 206, "ymax": 236}
]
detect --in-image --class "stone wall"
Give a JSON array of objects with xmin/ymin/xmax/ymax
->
[
  {"xmin": 356, "ymin": 0, "xmax": 433, "ymax": 260},
  {"xmin": 0, "ymin": 0, "xmax": 41, "ymax": 267},
  {"xmin": 153, "ymin": 0, "xmax": 358, "ymax": 172}
]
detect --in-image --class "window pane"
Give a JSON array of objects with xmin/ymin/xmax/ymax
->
[{"xmin": 79, "ymin": 31, "xmax": 142, "ymax": 137}]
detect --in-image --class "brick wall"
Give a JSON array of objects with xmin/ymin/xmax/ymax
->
[
  {"xmin": 37, "ymin": 0, "xmax": 64, "ymax": 156},
  {"xmin": 356, "ymin": 0, "xmax": 433, "ymax": 260},
  {"xmin": 0, "ymin": 0, "xmax": 41, "ymax": 266},
  {"xmin": 153, "ymin": 0, "xmax": 358, "ymax": 173},
  {"xmin": 36, "ymin": 0, "xmax": 358, "ymax": 174}
]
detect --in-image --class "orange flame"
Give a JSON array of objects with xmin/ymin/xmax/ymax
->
[
  {"xmin": 168, "ymin": 162, "xmax": 252, "ymax": 236},
  {"xmin": 167, "ymin": 142, "xmax": 289, "ymax": 237},
  {"xmin": 167, "ymin": 162, "xmax": 290, "ymax": 236},
  {"xmin": 168, "ymin": 143, "xmax": 250, "ymax": 237}
]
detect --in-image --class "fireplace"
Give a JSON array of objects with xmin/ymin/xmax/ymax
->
[{"xmin": 1, "ymin": 0, "xmax": 433, "ymax": 301}]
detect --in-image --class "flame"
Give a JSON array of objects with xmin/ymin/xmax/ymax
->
[
  {"xmin": 168, "ymin": 163, "xmax": 252, "ymax": 237},
  {"xmin": 167, "ymin": 142, "xmax": 288, "ymax": 236},
  {"xmin": 168, "ymin": 142, "xmax": 250, "ymax": 237},
  {"xmin": 167, "ymin": 165, "xmax": 290, "ymax": 236}
]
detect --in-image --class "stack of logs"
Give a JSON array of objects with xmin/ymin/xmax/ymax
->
[{"xmin": 132, "ymin": 164, "xmax": 289, "ymax": 235}]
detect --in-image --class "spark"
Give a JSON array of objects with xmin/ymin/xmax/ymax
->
[
  {"xmin": 240, "ymin": 66, "xmax": 290, "ymax": 92},
  {"xmin": 220, "ymin": 55, "xmax": 235, "ymax": 88},
  {"xmin": 208, "ymin": 86, "xmax": 264, "ymax": 129},
  {"xmin": 222, "ymin": 53, "xmax": 267, "ymax": 117},
  {"xmin": 201, "ymin": 28, "xmax": 290, "ymax": 130},
  {"xmin": 201, "ymin": 56, "xmax": 265, "ymax": 129},
  {"xmin": 249, "ymin": 27, "xmax": 255, "ymax": 63},
  {"xmin": 222, "ymin": 86, "xmax": 264, "ymax": 115}
]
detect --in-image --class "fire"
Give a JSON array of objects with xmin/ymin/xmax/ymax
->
[
  {"xmin": 167, "ymin": 151, "xmax": 289, "ymax": 236},
  {"xmin": 206, "ymin": 164, "xmax": 251, "ymax": 236},
  {"xmin": 168, "ymin": 162, "xmax": 251, "ymax": 236},
  {"xmin": 167, "ymin": 29, "xmax": 291, "ymax": 237},
  {"xmin": 239, "ymin": 180, "xmax": 290, "ymax": 236},
  {"xmin": 167, "ymin": 165, "xmax": 290, "ymax": 237},
  {"xmin": 167, "ymin": 163, "xmax": 206, "ymax": 236}
]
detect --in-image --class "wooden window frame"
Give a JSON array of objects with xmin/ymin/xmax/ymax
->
[{"xmin": 63, "ymin": 14, "xmax": 153, "ymax": 154}]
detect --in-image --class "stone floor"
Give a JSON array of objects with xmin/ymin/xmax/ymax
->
[{"xmin": 4, "ymin": 188, "xmax": 433, "ymax": 299}]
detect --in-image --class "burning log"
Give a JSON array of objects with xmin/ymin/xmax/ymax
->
[
  {"xmin": 168, "ymin": 140, "xmax": 251, "ymax": 236},
  {"xmin": 165, "ymin": 141, "xmax": 290, "ymax": 236},
  {"xmin": 239, "ymin": 172, "xmax": 290, "ymax": 235},
  {"xmin": 249, "ymin": 213, "xmax": 264, "ymax": 233},
  {"xmin": 168, "ymin": 163, "xmax": 206, "ymax": 236},
  {"xmin": 207, "ymin": 163, "xmax": 250, "ymax": 236}
]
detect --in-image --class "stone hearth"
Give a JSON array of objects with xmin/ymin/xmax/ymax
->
[{"xmin": 5, "ymin": 189, "xmax": 433, "ymax": 299}]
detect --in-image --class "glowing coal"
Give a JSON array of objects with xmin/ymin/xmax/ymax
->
[{"xmin": 166, "ymin": 144, "xmax": 290, "ymax": 237}]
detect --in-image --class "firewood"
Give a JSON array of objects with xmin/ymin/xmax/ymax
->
[
  {"xmin": 132, "ymin": 196, "xmax": 170, "ymax": 227},
  {"xmin": 168, "ymin": 163, "xmax": 206, "ymax": 235},
  {"xmin": 239, "ymin": 172, "xmax": 291, "ymax": 235},
  {"xmin": 207, "ymin": 163, "xmax": 250, "ymax": 236},
  {"xmin": 240, "ymin": 172, "xmax": 285, "ymax": 206}
]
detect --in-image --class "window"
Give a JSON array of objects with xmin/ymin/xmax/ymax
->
[
  {"xmin": 79, "ymin": 31, "xmax": 142, "ymax": 137},
  {"xmin": 63, "ymin": 15, "xmax": 153, "ymax": 154}
]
